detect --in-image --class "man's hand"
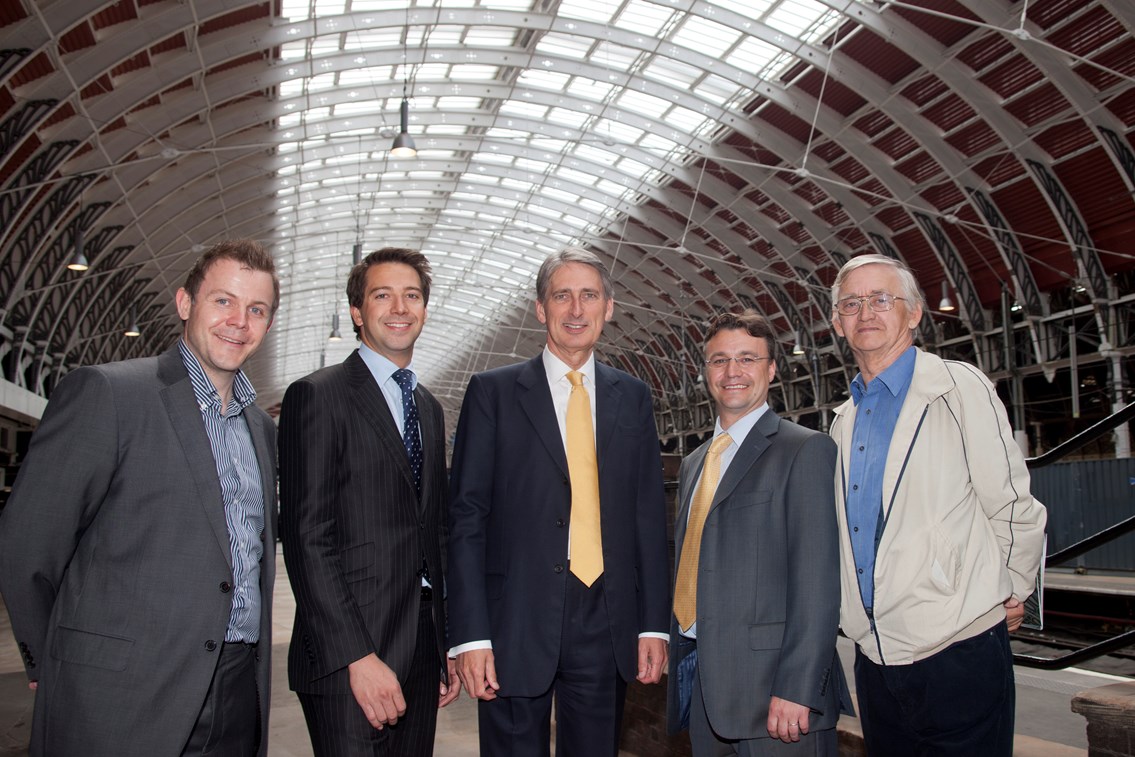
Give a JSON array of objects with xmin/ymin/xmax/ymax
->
[
  {"xmin": 1004, "ymin": 596, "xmax": 1025, "ymax": 632},
  {"xmin": 767, "ymin": 696, "xmax": 810, "ymax": 743},
  {"xmin": 636, "ymin": 637, "xmax": 667, "ymax": 684},
  {"xmin": 438, "ymin": 656, "xmax": 461, "ymax": 708},
  {"xmin": 456, "ymin": 648, "xmax": 500, "ymax": 701},
  {"xmin": 28, "ymin": 681, "xmax": 37, "ymax": 691},
  {"xmin": 348, "ymin": 653, "xmax": 406, "ymax": 730}
]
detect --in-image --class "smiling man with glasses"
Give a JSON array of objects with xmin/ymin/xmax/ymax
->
[
  {"xmin": 666, "ymin": 310, "xmax": 849, "ymax": 756},
  {"xmin": 828, "ymin": 254, "xmax": 1046, "ymax": 756}
]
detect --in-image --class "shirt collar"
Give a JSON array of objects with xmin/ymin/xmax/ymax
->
[
  {"xmin": 358, "ymin": 342, "xmax": 416, "ymax": 389},
  {"xmin": 715, "ymin": 402, "xmax": 768, "ymax": 447},
  {"xmin": 178, "ymin": 338, "xmax": 257, "ymax": 413},
  {"xmin": 542, "ymin": 345, "xmax": 595, "ymax": 385},
  {"xmin": 850, "ymin": 345, "xmax": 917, "ymax": 405}
]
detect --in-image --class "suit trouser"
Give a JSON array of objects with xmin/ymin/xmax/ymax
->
[
  {"xmin": 182, "ymin": 641, "xmax": 260, "ymax": 757},
  {"xmin": 478, "ymin": 573, "xmax": 626, "ymax": 757},
  {"xmin": 299, "ymin": 599, "xmax": 440, "ymax": 757},
  {"xmin": 686, "ymin": 643, "xmax": 837, "ymax": 757},
  {"xmin": 853, "ymin": 621, "xmax": 1015, "ymax": 757}
]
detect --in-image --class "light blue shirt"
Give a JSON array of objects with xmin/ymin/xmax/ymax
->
[
  {"xmin": 357, "ymin": 343, "xmax": 417, "ymax": 435},
  {"xmin": 845, "ymin": 346, "xmax": 917, "ymax": 613},
  {"xmin": 179, "ymin": 340, "xmax": 265, "ymax": 643},
  {"xmin": 679, "ymin": 402, "xmax": 769, "ymax": 638}
]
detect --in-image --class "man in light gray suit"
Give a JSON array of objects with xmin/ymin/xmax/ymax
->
[
  {"xmin": 667, "ymin": 310, "xmax": 846, "ymax": 756},
  {"xmin": 0, "ymin": 240, "xmax": 280, "ymax": 757}
]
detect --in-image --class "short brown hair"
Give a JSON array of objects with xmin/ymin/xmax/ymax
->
[
  {"xmin": 183, "ymin": 239, "xmax": 279, "ymax": 315},
  {"xmin": 346, "ymin": 248, "xmax": 433, "ymax": 339},
  {"xmin": 704, "ymin": 310, "xmax": 777, "ymax": 359}
]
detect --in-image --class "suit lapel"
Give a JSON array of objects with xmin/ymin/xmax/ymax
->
[
  {"xmin": 711, "ymin": 410, "xmax": 779, "ymax": 510},
  {"xmin": 415, "ymin": 384, "xmax": 438, "ymax": 512},
  {"xmin": 517, "ymin": 356, "xmax": 569, "ymax": 478},
  {"xmin": 345, "ymin": 351, "xmax": 417, "ymax": 492},
  {"xmin": 674, "ymin": 441, "xmax": 709, "ymax": 553},
  {"xmin": 593, "ymin": 362, "xmax": 621, "ymax": 474},
  {"xmin": 157, "ymin": 347, "xmax": 233, "ymax": 569}
]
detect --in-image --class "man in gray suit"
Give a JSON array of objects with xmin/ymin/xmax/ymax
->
[
  {"xmin": 667, "ymin": 310, "xmax": 845, "ymax": 756},
  {"xmin": 0, "ymin": 240, "xmax": 280, "ymax": 757}
]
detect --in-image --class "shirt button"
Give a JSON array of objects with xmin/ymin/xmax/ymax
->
[
  {"xmin": 866, "ymin": 409, "xmax": 872, "ymax": 415},
  {"xmin": 853, "ymin": 526, "xmax": 859, "ymax": 532},
  {"xmin": 857, "ymin": 568, "xmax": 864, "ymax": 575},
  {"xmin": 553, "ymin": 564, "xmax": 564, "ymax": 574},
  {"xmin": 205, "ymin": 640, "xmax": 218, "ymax": 652},
  {"xmin": 555, "ymin": 519, "xmax": 565, "ymax": 528},
  {"xmin": 852, "ymin": 484, "xmax": 859, "ymax": 490},
  {"xmin": 220, "ymin": 582, "xmax": 232, "ymax": 593},
  {"xmin": 858, "ymin": 445, "xmax": 865, "ymax": 451}
]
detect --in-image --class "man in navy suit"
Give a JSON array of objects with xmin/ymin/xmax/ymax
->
[
  {"xmin": 279, "ymin": 248, "xmax": 459, "ymax": 757},
  {"xmin": 448, "ymin": 247, "xmax": 670, "ymax": 756}
]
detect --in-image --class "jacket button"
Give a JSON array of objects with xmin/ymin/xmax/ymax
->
[
  {"xmin": 555, "ymin": 518, "xmax": 565, "ymax": 528},
  {"xmin": 553, "ymin": 564, "xmax": 564, "ymax": 573},
  {"xmin": 220, "ymin": 581, "xmax": 232, "ymax": 593},
  {"xmin": 205, "ymin": 640, "xmax": 218, "ymax": 652}
]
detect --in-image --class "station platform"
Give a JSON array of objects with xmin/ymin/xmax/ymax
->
[
  {"xmin": 1044, "ymin": 568, "xmax": 1135, "ymax": 597},
  {"xmin": 0, "ymin": 554, "xmax": 1130, "ymax": 756}
]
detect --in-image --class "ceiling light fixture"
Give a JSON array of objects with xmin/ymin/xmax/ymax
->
[
  {"xmin": 792, "ymin": 331, "xmax": 805, "ymax": 356},
  {"xmin": 67, "ymin": 215, "xmax": 89, "ymax": 271},
  {"xmin": 390, "ymin": 92, "xmax": 416, "ymax": 159},
  {"xmin": 938, "ymin": 281, "xmax": 956, "ymax": 312},
  {"xmin": 124, "ymin": 306, "xmax": 141, "ymax": 337},
  {"xmin": 329, "ymin": 312, "xmax": 342, "ymax": 342}
]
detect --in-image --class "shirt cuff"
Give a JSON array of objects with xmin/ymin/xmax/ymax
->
[
  {"xmin": 448, "ymin": 639, "xmax": 492, "ymax": 658},
  {"xmin": 639, "ymin": 632, "xmax": 669, "ymax": 641}
]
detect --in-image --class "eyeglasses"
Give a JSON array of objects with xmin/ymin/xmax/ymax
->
[
  {"xmin": 704, "ymin": 355, "xmax": 772, "ymax": 369},
  {"xmin": 834, "ymin": 292, "xmax": 907, "ymax": 317}
]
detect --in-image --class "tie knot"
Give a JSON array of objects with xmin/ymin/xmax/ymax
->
[
  {"xmin": 567, "ymin": 370, "xmax": 584, "ymax": 388},
  {"xmin": 708, "ymin": 432, "xmax": 732, "ymax": 457},
  {"xmin": 393, "ymin": 368, "xmax": 414, "ymax": 391}
]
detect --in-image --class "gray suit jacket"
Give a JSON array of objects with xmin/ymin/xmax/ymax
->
[
  {"xmin": 666, "ymin": 409, "xmax": 844, "ymax": 741},
  {"xmin": 0, "ymin": 345, "xmax": 277, "ymax": 757}
]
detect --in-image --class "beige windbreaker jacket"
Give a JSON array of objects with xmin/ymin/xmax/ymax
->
[{"xmin": 831, "ymin": 349, "xmax": 1047, "ymax": 665}]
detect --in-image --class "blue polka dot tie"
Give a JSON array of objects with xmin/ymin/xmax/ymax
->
[{"xmin": 393, "ymin": 369, "xmax": 422, "ymax": 495}]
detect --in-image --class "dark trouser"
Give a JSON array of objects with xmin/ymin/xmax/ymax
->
[
  {"xmin": 686, "ymin": 645, "xmax": 838, "ymax": 757},
  {"xmin": 854, "ymin": 621, "xmax": 1015, "ymax": 757},
  {"xmin": 299, "ymin": 601, "xmax": 440, "ymax": 757},
  {"xmin": 478, "ymin": 573, "xmax": 626, "ymax": 757},
  {"xmin": 182, "ymin": 641, "xmax": 260, "ymax": 757}
]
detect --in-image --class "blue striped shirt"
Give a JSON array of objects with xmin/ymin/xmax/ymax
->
[{"xmin": 179, "ymin": 340, "xmax": 265, "ymax": 643}]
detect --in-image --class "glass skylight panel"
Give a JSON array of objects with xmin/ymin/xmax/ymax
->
[
  {"xmin": 498, "ymin": 100, "xmax": 550, "ymax": 119},
  {"xmin": 766, "ymin": 0, "xmax": 826, "ymax": 38},
  {"xmin": 695, "ymin": 74, "xmax": 743, "ymax": 106},
  {"xmin": 309, "ymin": 36, "xmax": 342, "ymax": 56},
  {"xmin": 671, "ymin": 15, "xmax": 741, "ymax": 59},
  {"xmin": 338, "ymin": 66, "xmax": 396, "ymax": 84},
  {"xmin": 464, "ymin": 27, "xmax": 518, "ymax": 46},
  {"xmin": 555, "ymin": 166, "xmax": 598, "ymax": 187},
  {"xmin": 546, "ymin": 107, "xmax": 590, "ymax": 128},
  {"xmin": 614, "ymin": 0, "xmax": 676, "ymax": 36},
  {"xmin": 705, "ymin": 0, "xmax": 776, "ymax": 20},
  {"xmin": 572, "ymin": 143, "xmax": 618, "ymax": 165},
  {"xmin": 343, "ymin": 29, "xmax": 401, "ymax": 49},
  {"xmin": 279, "ymin": 79, "xmax": 306, "ymax": 97},
  {"xmin": 516, "ymin": 70, "xmax": 571, "ymax": 92},
  {"xmin": 449, "ymin": 64, "xmax": 501, "ymax": 80},
  {"xmin": 594, "ymin": 118, "xmax": 645, "ymax": 144},
  {"xmin": 590, "ymin": 40, "xmax": 640, "ymax": 72},
  {"xmin": 616, "ymin": 89, "xmax": 670, "ymax": 119},
  {"xmin": 557, "ymin": 0, "xmax": 618, "ymax": 24},
  {"xmin": 566, "ymin": 77, "xmax": 616, "ymax": 101},
  {"xmin": 640, "ymin": 57, "xmax": 701, "ymax": 90},
  {"xmin": 727, "ymin": 35, "xmax": 781, "ymax": 75},
  {"xmin": 535, "ymin": 34, "xmax": 593, "ymax": 61}
]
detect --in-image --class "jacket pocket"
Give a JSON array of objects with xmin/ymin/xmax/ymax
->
[
  {"xmin": 749, "ymin": 621, "xmax": 785, "ymax": 650},
  {"xmin": 52, "ymin": 625, "xmax": 134, "ymax": 671},
  {"xmin": 929, "ymin": 528, "xmax": 960, "ymax": 594}
]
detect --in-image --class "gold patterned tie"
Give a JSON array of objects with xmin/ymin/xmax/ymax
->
[
  {"xmin": 673, "ymin": 432, "xmax": 733, "ymax": 631},
  {"xmin": 566, "ymin": 370, "xmax": 603, "ymax": 586}
]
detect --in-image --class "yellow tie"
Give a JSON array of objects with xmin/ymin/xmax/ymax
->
[
  {"xmin": 566, "ymin": 370, "xmax": 603, "ymax": 586},
  {"xmin": 673, "ymin": 432, "xmax": 733, "ymax": 631}
]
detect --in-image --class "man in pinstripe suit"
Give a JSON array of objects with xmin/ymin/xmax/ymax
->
[{"xmin": 279, "ymin": 248, "xmax": 459, "ymax": 757}]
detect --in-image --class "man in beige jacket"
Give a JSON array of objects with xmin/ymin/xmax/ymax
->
[{"xmin": 829, "ymin": 254, "xmax": 1046, "ymax": 756}]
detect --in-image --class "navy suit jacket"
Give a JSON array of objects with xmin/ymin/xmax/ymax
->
[
  {"xmin": 279, "ymin": 350, "xmax": 448, "ymax": 696},
  {"xmin": 447, "ymin": 354, "xmax": 669, "ymax": 695}
]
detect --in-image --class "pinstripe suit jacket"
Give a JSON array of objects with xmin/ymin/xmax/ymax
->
[
  {"xmin": 0, "ymin": 346, "xmax": 277, "ymax": 757},
  {"xmin": 279, "ymin": 349, "xmax": 447, "ymax": 696}
]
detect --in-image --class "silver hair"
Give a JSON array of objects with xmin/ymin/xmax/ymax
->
[
  {"xmin": 535, "ymin": 247, "xmax": 614, "ymax": 302},
  {"xmin": 830, "ymin": 254, "xmax": 925, "ymax": 311}
]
